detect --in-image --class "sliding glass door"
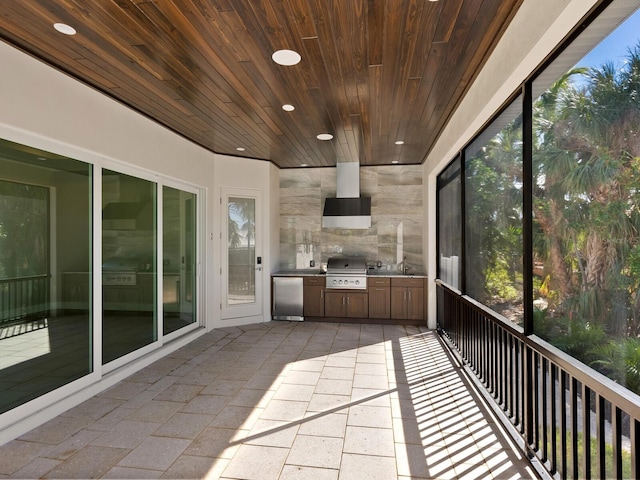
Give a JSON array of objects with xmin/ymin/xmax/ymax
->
[
  {"xmin": 163, "ymin": 186, "xmax": 197, "ymax": 336},
  {"xmin": 0, "ymin": 137, "xmax": 201, "ymax": 415},
  {"xmin": 102, "ymin": 170, "xmax": 157, "ymax": 364},
  {"xmin": 0, "ymin": 139, "xmax": 92, "ymax": 414}
]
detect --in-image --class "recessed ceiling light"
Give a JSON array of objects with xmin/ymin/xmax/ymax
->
[
  {"xmin": 282, "ymin": 104, "xmax": 295, "ymax": 112},
  {"xmin": 395, "ymin": 140, "xmax": 404, "ymax": 145},
  {"xmin": 36, "ymin": 157, "xmax": 48, "ymax": 161},
  {"xmin": 317, "ymin": 133, "xmax": 333, "ymax": 141},
  {"xmin": 54, "ymin": 23, "xmax": 76, "ymax": 35},
  {"xmin": 272, "ymin": 49, "xmax": 301, "ymax": 66},
  {"xmin": 236, "ymin": 147, "xmax": 245, "ymax": 151},
  {"xmin": 301, "ymin": 163, "xmax": 308, "ymax": 167},
  {"xmin": 392, "ymin": 160, "xmax": 399, "ymax": 164}
]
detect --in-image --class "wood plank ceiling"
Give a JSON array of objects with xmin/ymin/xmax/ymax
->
[{"xmin": 0, "ymin": 0, "xmax": 523, "ymax": 168}]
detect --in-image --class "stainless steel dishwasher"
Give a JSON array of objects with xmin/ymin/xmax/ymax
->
[{"xmin": 271, "ymin": 276, "xmax": 304, "ymax": 321}]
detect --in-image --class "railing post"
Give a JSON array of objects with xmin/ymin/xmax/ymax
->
[
  {"xmin": 560, "ymin": 370, "xmax": 568, "ymax": 479},
  {"xmin": 524, "ymin": 343, "xmax": 534, "ymax": 448},
  {"xmin": 582, "ymin": 384, "xmax": 591, "ymax": 480},
  {"xmin": 612, "ymin": 407, "xmax": 622, "ymax": 480},
  {"xmin": 570, "ymin": 378, "xmax": 579, "ymax": 478},
  {"xmin": 596, "ymin": 394, "xmax": 605, "ymax": 480},
  {"xmin": 632, "ymin": 419, "xmax": 639, "ymax": 480}
]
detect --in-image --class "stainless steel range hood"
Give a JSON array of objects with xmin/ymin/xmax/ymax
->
[{"xmin": 322, "ymin": 162, "xmax": 371, "ymax": 229}]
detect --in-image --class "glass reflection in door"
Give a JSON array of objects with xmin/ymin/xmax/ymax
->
[
  {"xmin": 102, "ymin": 170, "xmax": 156, "ymax": 364},
  {"xmin": 227, "ymin": 197, "xmax": 255, "ymax": 305},
  {"xmin": 0, "ymin": 139, "xmax": 92, "ymax": 414},
  {"xmin": 163, "ymin": 186, "xmax": 196, "ymax": 335}
]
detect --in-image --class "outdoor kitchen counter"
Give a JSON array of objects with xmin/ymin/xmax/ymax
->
[{"xmin": 271, "ymin": 271, "xmax": 428, "ymax": 324}]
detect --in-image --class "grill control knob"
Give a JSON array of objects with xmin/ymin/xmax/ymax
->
[
  {"xmin": 355, "ymin": 280, "xmax": 360, "ymax": 285},
  {"xmin": 332, "ymin": 279, "xmax": 337, "ymax": 285},
  {"xmin": 338, "ymin": 279, "xmax": 343, "ymax": 285}
]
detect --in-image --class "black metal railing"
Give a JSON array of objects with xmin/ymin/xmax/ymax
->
[
  {"xmin": 0, "ymin": 274, "xmax": 49, "ymax": 325},
  {"xmin": 437, "ymin": 281, "xmax": 640, "ymax": 480}
]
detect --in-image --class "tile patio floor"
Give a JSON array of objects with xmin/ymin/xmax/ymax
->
[{"xmin": 0, "ymin": 322, "xmax": 538, "ymax": 479}]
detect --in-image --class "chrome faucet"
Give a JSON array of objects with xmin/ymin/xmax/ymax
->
[{"xmin": 400, "ymin": 256, "xmax": 409, "ymax": 274}]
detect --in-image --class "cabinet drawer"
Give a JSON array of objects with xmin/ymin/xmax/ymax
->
[
  {"xmin": 391, "ymin": 277, "xmax": 423, "ymax": 288},
  {"xmin": 304, "ymin": 276, "xmax": 325, "ymax": 286},
  {"xmin": 368, "ymin": 277, "xmax": 390, "ymax": 287}
]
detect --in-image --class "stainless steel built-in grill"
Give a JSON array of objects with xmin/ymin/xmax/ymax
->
[{"xmin": 326, "ymin": 257, "xmax": 367, "ymax": 290}]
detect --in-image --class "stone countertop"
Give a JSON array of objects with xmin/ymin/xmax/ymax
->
[{"xmin": 272, "ymin": 270, "xmax": 427, "ymax": 278}]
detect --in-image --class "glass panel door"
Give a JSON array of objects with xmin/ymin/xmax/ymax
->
[
  {"xmin": 222, "ymin": 188, "xmax": 262, "ymax": 320},
  {"xmin": 162, "ymin": 186, "xmax": 196, "ymax": 335},
  {"xmin": 102, "ymin": 170, "xmax": 156, "ymax": 364},
  {"xmin": 0, "ymin": 139, "xmax": 92, "ymax": 414},
  {"xmin": 228, "ymin": 196, "xmax": 255, "ymax": 305}
]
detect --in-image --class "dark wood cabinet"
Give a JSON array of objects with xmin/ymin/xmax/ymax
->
[
  {"xmin": 325, "ymin": 291, "xmax": 368, "ymax": 318},
  {"xmin": 368, "ymin": 277, "xmax": 390, "ymax": 319},
  {"xmin": 103, "ymin": 285, "xmax": 140, "ymax": 311},
  {"xmin": 324, "ymin": 291, "xmax": 347, "ymax": 317},
  {"xmin": 273, "ymin": 274, "xmax": 426, "ymax": 324},
  {"xmin": 347, "ymin": 292, "xmax": 368, "ymax": 318},
  {"xmin": 391, "ymin": 277, "xmax": 424, "ymax": 321},
  {"xmin": 303, "ymin": 277, "xmax": 325, "ymax": 317}
]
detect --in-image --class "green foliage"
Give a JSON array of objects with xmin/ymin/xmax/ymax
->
[
  {"xmin": 590, "ymin": 337, "xmax": 640, "ymax": 393},
  {"xmin": 465, "ymin": 114, "xmax": 523, "ymax": 309},
  {"xmin": 485, "ymin": 260, "xmax": 521, "ymax": 302},
  {"xmin": 531, "ymin": 42, "xmax": 640, "ymax": 383},
  {"xmin": 0, "ymin": 180, "xmax": 49, "ymax": 279},
  {"xmin": 547, "ymin": 429, "xmax": 633, "ymax": 479},
  {"xmin": 534, "ymin": 307, "xmax": 640, "ymax": 395},
  {"xmin": 537, "ymin": 313, "xmax": 607, "ymax": 364}
]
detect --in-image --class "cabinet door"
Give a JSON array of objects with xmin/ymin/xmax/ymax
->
[
  {"xmin": 347, "ymin": 292, "xmax": 368, "ymax": 318},
  {"xmin": 407, "ymin": 287, "xmax": 424, "ymax": 320},
  {"xmin": 304, "ymin": 285, "xmax": 325, "ymax": 316},
  {"xmin": 368, "ymin": 286, "xmax": 390, "ymax": 318},
  {"xmin": 390, "ymin": 287, "xmax": 407, "ymax": 319},
  {"xmin": 325, "ymin": 291, "xmax": 347, "ymax": 317},
  {"xmin": 103, "ymin": 286, "xmax": 140, "ymax": 311}
]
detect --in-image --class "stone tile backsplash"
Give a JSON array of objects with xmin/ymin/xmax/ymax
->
[{"xmin": 279, "ymin": 165, "xmax": 423, "ymax": 272}]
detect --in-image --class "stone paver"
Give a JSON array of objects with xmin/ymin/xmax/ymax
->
[{"xmin": 0, "ymin": 322, "xmax": 536, "ymax": 479}]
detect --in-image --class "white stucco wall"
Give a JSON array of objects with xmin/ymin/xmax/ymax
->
[{"xmin": 422, "ymin": 0, "xmax": 601, "ymax": 328}]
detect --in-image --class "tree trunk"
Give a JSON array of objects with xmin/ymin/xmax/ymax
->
[
  {"xmin": 584, "ymin": 231, "xmax": 607, "ymax": 289},
  {"xmin": 535, "ymin": 199, "xmax": 572, "ymax": 303}
]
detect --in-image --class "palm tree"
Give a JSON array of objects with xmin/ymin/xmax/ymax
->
[
  {"xmin": 553, "ymin": 47, "xmax": 640, "ymax": 334},
  {"xmin": 532, "ymin": 68, "xmax": 587, "ymax": 306}
]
